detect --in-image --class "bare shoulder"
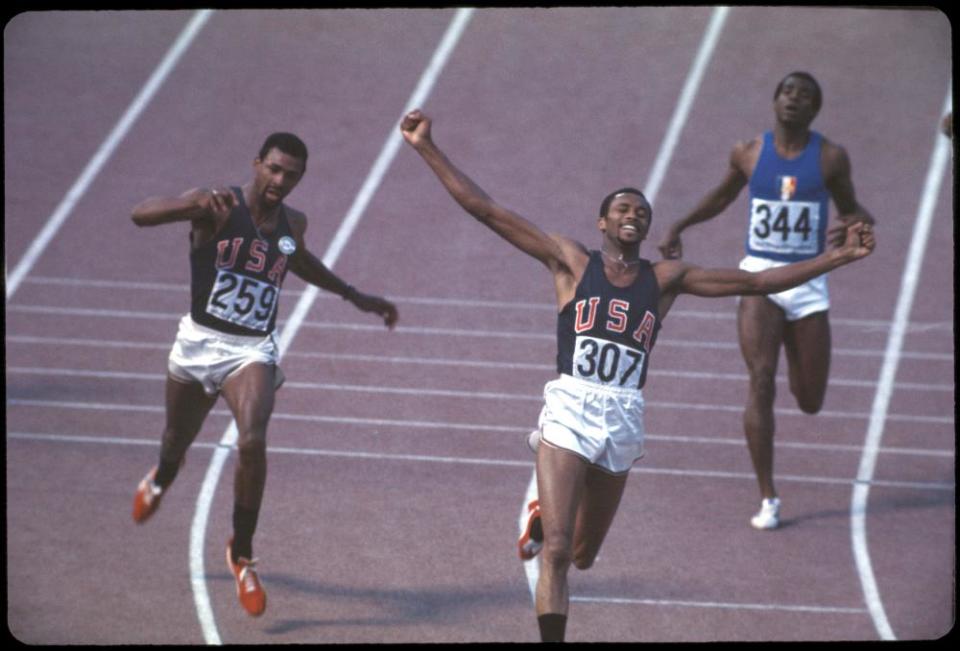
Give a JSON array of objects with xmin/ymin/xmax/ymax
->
[
  {"xmin": 551, "ymin": 232, "xmax": 589, "ymax": 262},
  {"xmin": 731, "ymin": 136, "xmax": 762, "ymax": 174},
  {"xmin": 551, "ymin": 233, "xmax": 588, "ymax": 255},
  {"xmin": 733, "ymin": 135, "xmax": 762, "ymax": 156},
  {"xmin": 284, "ymin": 205, "xmax": 308, "ymax": 238},
  {"xmin": 544, "ymin": 232, "xmax": 590, "ymax": 280},
  {"xmin": 819, "ymin": 135, "xmax": 852, "ymax": 178}
]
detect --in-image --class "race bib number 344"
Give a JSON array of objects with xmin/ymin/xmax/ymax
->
[
  {"xmin": 206, "ymin": 270, "xmax": 278, "ymax": 332},
  {"xmin": 748, "ymin": 198, "xmax": 820, "ymax": 256},
  {"xmin": 573, "ymin": 336, "xmax": 647, "ymax": 389}
]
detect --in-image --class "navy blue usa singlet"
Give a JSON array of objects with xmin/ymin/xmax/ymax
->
[
  {"xmin": 189, "ymin": 187, "xmax": 296, "ymax": 336},
  {"xmin": 556, "ymin": 252, "xmax": 661, "ymax": 390}
]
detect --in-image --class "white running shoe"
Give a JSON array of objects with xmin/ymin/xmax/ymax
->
[{"xmin": 750, "ymin": 497, "xmax": 781, "ymax": 530}]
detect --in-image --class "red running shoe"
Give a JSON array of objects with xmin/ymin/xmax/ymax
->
[
  {"xmin": 226, "ymin": 538, "xmax": 267, "ymax": 616},
  {"xmin": 132, "ymin": 467, "xmax": 164, "ymax": 524},
  {"xmin": 518, "ymin": 499, "xmax": 543, "ymax": 561}
]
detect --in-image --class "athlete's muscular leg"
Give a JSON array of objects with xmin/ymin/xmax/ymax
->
[
  {"xmin": 737, "ymin": 296, "xmax": 786, "ymax": 500},
  {"xmin": 571, "ymin": 467, "xmax": 628, "ymax": 570},
  {"xmin": 535, "ymin": 443, "xmax": 588, "ymax": 617},
  {"xmin": 161, "ymin": 375, "xmax": 218, "ymax": 470},
  {"xmin": 221, "ymin": 362, "xmax": 276, "ymax": 512},
  {"xmin": 782, "ymin": 311, "xmax": 831, "ymax": 414}
]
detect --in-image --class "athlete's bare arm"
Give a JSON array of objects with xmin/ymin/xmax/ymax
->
[
  {"xmin": 131, "ymin": 186, "xmax": 237, "ymax": 248},
  {"xmin": 131, "ymin": 187, "xmax": 236, "ymax": 227},
  {"xmin": 285, "ymin": 210, "xmax": 398, "ymax": 328},
  {"xmin": 821, "ymin": 139, "xmax": 875, "ymax": 247},
  {"xmin": 655, "ymin": 221, "xmax": 874, "ymax": 314},
  {"xmin": 400, "ymin": 109, "xmax": 587, "ymax": 308},
  {"xmin": 657, "ymin": 138, "xmax": 757, "ymax": 259}
]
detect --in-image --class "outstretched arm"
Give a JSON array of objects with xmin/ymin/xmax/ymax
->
[
  {"xmin": 286, "ymin": 212, "xmax": 398, "ymax": 329},
  {"xmin": 658, "ymin": 141, "xmax": 751, "ymax": 259},
  {"xmin": 400, "ymin": 109, "xmax": 576, "ymax": 276},
  {"xmin": 661, "ymin": 221, "xmax": 875, "ymax": 298},
  {"xmin": 131, "ymin": 187, "xmax": 235, "ymax": 228}
]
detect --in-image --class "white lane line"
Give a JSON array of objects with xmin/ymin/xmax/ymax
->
[
  {"xmin": 4, "ymin": 10, "xmax": 213, "ymax": 301},
  {"xmin": 570, "ymin": 595, "xmax": 868, "ymax": 615},
  {"xmin": 185, "ymin": 8, "xmax": 476, "ymax": 645},
  {"xmin": 850, "ymin": 86, "xmax": 953, "ymax": 642},
  {"xmin": 9, "ymin": 306, "xmax": 952, "ymax": 361},
  {"xmin": 21, "ymin": 274, "xmax": 956, "ymax": 333},
  {"xmin": 8, "ymin": 430, "xmax": 954, "ymax": 492},
  {"xmin": 6, "ymin": 399, "xmax": 957, "ymax": 461},
  {"xmin": 6, "ymin": 337, "xmax": 955, "ymax": 392},
  {"xmin": 520, "ymin": 4, "xmax": 732, "ymax": 605},
  {"xmin": 643, "ymin": 6, "xmax": 730, "ymax": 206},
  {"xmin": 20, "ymin": 274, "xmax": 957, "ymax": 333},
  {"xmin": 7, "ymin": 371, "xmax": 952, "ymax": 425}
]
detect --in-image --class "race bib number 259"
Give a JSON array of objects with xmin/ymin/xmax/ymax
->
[{"xmin": 205, "ymin": 270, "xmax": 278, "ymax": 332}]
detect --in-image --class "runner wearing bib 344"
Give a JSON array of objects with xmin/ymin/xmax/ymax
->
[
  {"xmin": 747, "ymin": 130, "xmax": 829, "ymax": 262},
  {"xmin": 659, "ymin": 71, "xmax": 875, "ymax": 531}
]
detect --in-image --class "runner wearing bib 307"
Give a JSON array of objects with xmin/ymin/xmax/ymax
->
[{"xmin": 401, "ymin": 107, "xmax": 874, "ymax": 642}]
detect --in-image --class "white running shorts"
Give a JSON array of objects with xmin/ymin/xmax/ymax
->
[
  {"xmin": 739, "ymin": 255, "xmax": 830, "ymax": 321},
  {"xmin": 536, "ymin": 374, "xmax": 646, "ymax": 475},
  {"xmin": 167, "ymin": 314, "xmax": 285, "ymax": 396}
]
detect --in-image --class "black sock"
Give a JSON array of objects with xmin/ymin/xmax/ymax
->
[
  {"xmin": 154, "ymin": 457, "xmax": 180, "ymax": 489},
  {"xmin": 231, "ymin": 504, "xmax": 260, "ymax": 562},
  {"xmin": 538, "ymin": 613, "xmax": 567, "ymax": 643}
]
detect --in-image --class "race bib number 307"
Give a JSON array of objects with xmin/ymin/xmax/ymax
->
[
  {"xmin": 573, "ymin": 336, "xmax": 646, "ymax": 389},
  {"xmin": 205, "ymin": 270, "xmax": 278, "ymax": 332},
  {"xmin": 748, "ymin": 198, "xmax": 820, "ymax": 256}
]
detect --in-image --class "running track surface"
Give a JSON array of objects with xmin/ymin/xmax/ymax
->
[{"xmin": 4, "ymin": 8, "xmax": 953, "ymax": 644}]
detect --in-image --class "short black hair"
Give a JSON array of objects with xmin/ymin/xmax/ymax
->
[
  {"xmin": 599, "ymin": 187, "xmax": 650, "ymax": 219},
  {"xmin": 258, "ymin": 132, "xmax": 308, "ymax": 164},
  {"xmin": 773, "ymin": 71, "xmax": 822, "ymax": 115}
]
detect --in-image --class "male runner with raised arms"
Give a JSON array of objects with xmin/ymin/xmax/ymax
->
[{"xmin": 400, "ymin": 108, "xmax": 874, "ymax": 642}]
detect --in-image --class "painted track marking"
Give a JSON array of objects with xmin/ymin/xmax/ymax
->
[
  {"xmin": 4, "ymin": 10, "xmax": 213, "ymax": 300},
  {"xmin": 8, "ymin": 430, "xmax": 956, "ymax": 493},
  {"xmin": 849, "ymin": 84, "xmax": 953, "ymax": 641}
]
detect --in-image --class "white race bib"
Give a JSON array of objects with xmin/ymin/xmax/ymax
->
[
  {"xmin": 205, "ymin": 269, "xmax": 279, "ymax": 332},
  {"xmin": 748, "ymin": 198, "xmax": 821, "ymax": 256},
  {"xmin": 572, "ymin": 335, "xmax": 646, "ymax": 389}
]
